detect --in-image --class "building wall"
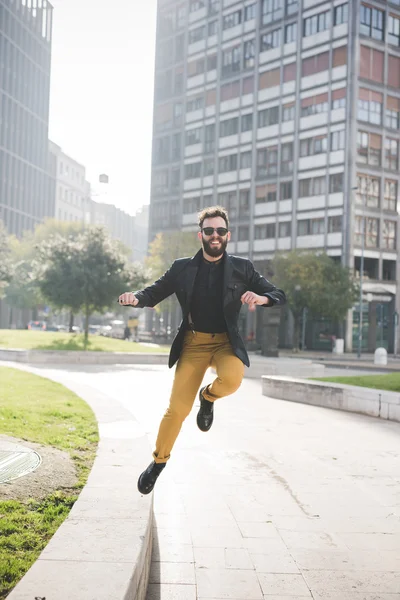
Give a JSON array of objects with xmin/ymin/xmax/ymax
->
[
  {"xmin": 49, "ymin": 141, "xmax": 88, "ymax": 223},
  {"xmin": 0, "ymin": 0, "xmax": 54, "ymax": 237},
  {"xmin": 150, "ymin": 0, "xmax": 400, "ymax": 352}
]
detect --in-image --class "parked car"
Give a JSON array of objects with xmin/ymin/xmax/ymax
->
[{"xmin": 27, "ymin": 320, "xmax": 47, "ymax": 331}]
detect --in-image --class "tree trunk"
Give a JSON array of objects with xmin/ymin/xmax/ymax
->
[
  {"xmin": 84, "ymin": 304, "xmax": 90, "ymax": 350},
  {"xmin": 293, "ymin": 315, "xmax": 301, "ymax": 352},
  {"xmin": 69, "ymin": 311, "xmax": 74, "ymax": 333},
  {"xmin": 9, "ymin": 307, "xmax": 13, "ymax": 329}
]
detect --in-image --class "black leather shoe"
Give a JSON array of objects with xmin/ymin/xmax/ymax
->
[
  {"xmin": 137, "ymin": 461, "xmax": 166, "ymax": 495},
  {"xmin": 197, "ymin": 386, "xmax": 214, "ymax": 432}
]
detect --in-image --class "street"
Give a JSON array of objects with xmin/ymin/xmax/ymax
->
[{"xmin": 9, "ymin": 361, "xmax": 400, "ymax": 600}]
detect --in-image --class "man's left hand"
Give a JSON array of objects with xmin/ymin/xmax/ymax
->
[{"xmin": 241, "ymin": 292, "xmax": 270, "ymax": 309}]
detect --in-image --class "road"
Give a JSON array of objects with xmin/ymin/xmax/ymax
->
[{"xmin": 7, "ymin": 362, "xmax": 400, "ymax": 600}]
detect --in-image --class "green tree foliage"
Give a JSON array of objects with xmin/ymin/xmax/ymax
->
[
  {"xmin": 272, "ymin": 250, "xmax": 358, "ymax": 348},
  {"xmin": 35, "ymin": 226, "xmax": 148, "ymax": 347},
  {"xmin": 0, "ymin": 220, "xmax": 12, "ymax": 297}
]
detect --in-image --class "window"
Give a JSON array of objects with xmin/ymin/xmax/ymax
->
[
  {"xmin": 209, "ymin": 0, "xmax": 219, "ymax": 15},
  {"xmin": 255, "ymin": 184, "xmax": 277, "ymax": 203},
  {"xmin": 260, "ymin": 29, "xmax": 281, "ymax": 51},
  {"xmin": 360, "ymin": 4, "xmax": 384, "ymax": 41},
  {"xmin": 388, "ymin": 55, "xmax": 400, "ymax": 88},
  {"xmin": 332, "ymin": 87, "xmax": 346, "ymax": 109},
  {"xmin": 189, "ymin": 25, "xmax": 206, "ymax": 44},
  {"xmin": 185, "ymin": 162, "xmax": 202, "ymax": 179},
  {"xmin": 204, "ymin": 124, "xmax": 215, "ymax": 153},
  {"xmin": 188, "ymin": 57, "xmax": 205, "ymax": 77},
  {"xmin": 385, "ymin": 138, "xmax": 399, "ymax": 171},
  {"xmin": 219, "ymin": 153, "xmax": 238, "ymax": 173},
  {"xmin": 171, "ymin": 168, "xmax": 180, "ymax": 189},
  {"xmin": 280, "ymin": 181, "xmax": 292, "ymax": 199},
  {"xmin": 283, "ymin": 102, "xmax": 295, "ymax": 121},
  {"xmin": 203, "ymin": 158, "xmax": 215, "ymax": 176},
  {"xmin": 302, "ymin": 51, "xmax": 329, "ymax": 76},
  {"xmin": 223, "ymin": 10, "xmax": 242, "ymax": 30},
  {"xmin": 245, "ymin": 4, "xmax": 256, "ymax": 20},
  {"xmin": 259, "ymin": 68, "xmax": 280, "ymax": 89},
  {"xmin": 333, "ymin": 46, "xmax": 347, "ymax": 67},
  {"xmin": 357, "ymin": 174, "xmax": 380, "ymax": 208},
  {"xmin": 185, "ymin": 127, "xmax": 202, "ymax": 146},
  {"xmin": 220, "ymin": 117, "xmax": 239, "ymax": 137},
  {"xmin": 239, "ymin": 190, "xmax": 250, "ymax": 213},
  {"xmin": 183, "ymin": 197, "xmax": 201, "ymax": 214},
  {"xmin": 175, "ymin": 34, "xmax": 185, "ymax": 60},
  {"xmin": 365, "ymin": 217, "xmax": 379, "ymax": 247},
  {"xmin": 334, "ymin": 3, "xmax": 348, "ymax": 26},
  {"xmin": 299, "ymin": 177, "xmax": 326, "ymax": 197},
  {"xmin": 357, "ymin": 131, "xmax": 382, "ymax": 166},
  {"xmin": 384, "ymin": 180, "xmax": 398, "ymax": 211},
  {"xmin": 304, "ymin": 11, "xmax": 330, "ymax": 37},
  {"xmin": 240, "ymin": 151, "xmax": 252, "ymax": 169},
  {"xmin": 174, "ymin": 102, "xmax": 183, "ymax": 124},
  {"xmin": 283, "ymin": 63, "xmax": 296, "ymax": 82},
  {"xmin": 359, "ymin": 46, "xmax": 384, "ymax": 83},
  {"xmin": 279, "ymin": 222, "xmax": 292, "ymax": 237},
  {"xmin": 281, "ymin": 143, "xmax": 293, "ymax": 173},
  {"xmin": 386, "ymin": 96, "xmax": 400, "ymax": 130},
  {"xmin": 238, "ymin": 226, "xmax": 249, "ymax": 241},
  {"xmin": 300, "ymin": 135, "xmax": 328, "ymax": 156},
  {"xmin": 286, "ymin": 0, "xmax": 298, "ymax": 16},
  {"xmin": 383, "ymin": 221, "xmax": 397, "ymax": 249},
  {"xmin": 153, "ymin": 136, "xmax": 170, "ymax": 164},
  {"xmin": 329, "ymin": 173, "xmax": 344, "ymax": 193},
  {"xmin": 208, "ymin": 20, "xmax": 218, "ymax": 35},
  {"xmin": 258, "ymin": 106, "xmax": 279, "ymax": 128},
  {"xmin": 190, "ymin": 0, "xmax": 205, "ymax": 12},
  {"xmin": 153, "ymin": 169, "xmax": 169, "ymax": 194},
  {"xmin": 301, "ymin": 93, "xmax": 328, "ymax": 116},
  {"xmin": 187, "ymin": 94, "xmax": 204, "ymax": 112},
  {"xmin": 222, "ymin": 46, "xmax": 241, "ymax": 77},
  {"xmin": 220, "ymin": 80, "xmax": 240, "ymax": 101},
  {"xmin": 206, "ymin": 88, "xmax": 217, "ymax": 106},
  {"xmin": 177, "ymin": 5, "xmax": 186, "ymax": 28},
  {"xmin": 298, "ymin": 218, "xmax": 325, "ymax": 236},
  {"xmin": 244, "ymin": 40, "xmax": 255, "ymax": 68},
  {"xmin": 262, "ymin": 0, "xmax": 284, "ymax": 24},
  {"xmin": 285, "ymin": 22, "xmax": 297, "ymax": 43},
  {"xmin": 207, "ymin": 54, "xmax": 217, "ymax": 71},
  {"xmin": 328, "ymin": 216, "xmax": 342, "ymax": 233},
  {"xmin": 388, "ymin": 15, "xmax": 400, "ymax": 46},
  {"xmin": 243, "ymin": 76, "xmax": 254, "ymax": 94},
  {"xmin": 358, "ymin": 88, "xmax": 383, "ymax": 125},
  {"xmin": 257, "ymin": 147, "xmax": 278, "ymax": 177},
  {"xmin": 331, "ymin": 129, "xmax": 346, "ymax": 151},
  {"xmin": 255, "ymin": 223, "xmax": 276, "ymax": 238},
  {"xmin": 241, "ymin": 113, "xmax": 253, "ymax": 132},
  {"xmin": 219, "ymin": 192, "xmax": 237, "ymax": 217}
]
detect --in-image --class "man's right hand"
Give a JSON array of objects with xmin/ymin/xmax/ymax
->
[{"xmin": 118, "ymin": 292, "xmax": 139, "ymax": 306}]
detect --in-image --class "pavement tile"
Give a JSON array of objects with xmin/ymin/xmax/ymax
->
[
  {"xmin": 149, "ymin": 562, "xmax": 196, "ymax": 585},
  {"xmin": 191, "ymin": 525, "xmax": 244, "ymax": 548},
  {"xmin": 152, "ymin": 542, "xmax": 194, "ymax": 564},
  {"xmin": 225, "ymin": 548, "xmax": 254, "ymax": 570},
  {"xmin": 238, "ymin": 522, "xmax": 282, "ymax": 539},
  {"xmin": 154, "ymin": 527, "xmax": 192, "ymax": 546},
  {"xmin": 154, "ymin": 513, "xmax": 190, "ymax": 530},
  {"xmin": 146, "ymin": 583, "xmax": 197, "ymax": 600},
  {"xmin": 312, "ymin": 594, "xmax": 400, "ymax": 600},
  {"xmin": 258, "ymin": 573, "xmax": 311, "ymax": 596},
  {"xmin": 278, "ymin": 530, "xmax": 348, "ymax": 551},
  {"xmin": 194, "ymin": 546, "xmax": 226, "ymax": 570},
  {"xmin": 290, "ymin": 548, "xmax": 400, "ymax": 571},
  {"xmin": 303, "ymin": 570, "xmax": 400, "ymax": 594},
  {"xmin": 196, "ymin": 567, "xmax": 263, "ymax": 599},
  {"xmin": 249, "ymin": 552, "xmax": 300, "ymax": 574},
  {"xmin": 339, "ymin": 532, "xmax": 400, "ymax": 551},
  {"xmin": 243, "ymin": 537, "xmax": 290, "ymax": 554}
]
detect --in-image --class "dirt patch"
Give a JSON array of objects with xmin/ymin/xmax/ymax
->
[{"xmin": 0, "ymin": 435, "xmax": 78, "ymax": 502}]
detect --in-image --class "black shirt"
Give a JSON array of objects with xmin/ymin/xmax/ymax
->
[{"xmin": 189, "ymin": 256, "xmax": 227, "ymax": 333}]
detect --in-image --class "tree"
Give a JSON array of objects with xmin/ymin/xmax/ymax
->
[
  {"xmin": 35, "ymin": 226, "xmax": 148, "ymax": 347},
  {"xmin": 0, "ymin": 220, "xmax": 12, "ymax": 298},
  {"xmin": 272, "ymin": 250, "xmax": 358, "ymax": 349}
]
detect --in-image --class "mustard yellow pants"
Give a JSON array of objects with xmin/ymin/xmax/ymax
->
[{"xmin": 153, "ymin": 331, "xmax": 245, "ymax": 463}]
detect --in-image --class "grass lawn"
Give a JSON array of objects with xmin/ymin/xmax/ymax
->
[
  {"xmin": 0, "ymin": 366, "xmax": 99, "ymax": 599},
  {"xmin": 314, "ymin": 372, "xmax": 400, "ymax": 392},
  {"xmin": 0, "ymin": 329, "xmax": 170, "ymax": 353}
]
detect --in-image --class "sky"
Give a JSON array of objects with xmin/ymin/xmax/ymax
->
[{"xmin": 48, "ymin": 0, "xmax": 158, "ymax": 216}]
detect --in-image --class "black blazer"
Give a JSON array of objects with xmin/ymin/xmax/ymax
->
[{"xmin": 134, "ymin": 250, "xmax": 286, "ymax": 368}]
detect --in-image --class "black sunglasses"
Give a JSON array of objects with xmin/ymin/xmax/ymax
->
[{"xmin": 202, "ymin": 227, "xmax": 229, "ymax": 236}]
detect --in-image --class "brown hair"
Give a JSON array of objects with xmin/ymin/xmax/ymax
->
[{"xmin": 198, "ymin": 205, "xmax": 229, "ymax": 229}]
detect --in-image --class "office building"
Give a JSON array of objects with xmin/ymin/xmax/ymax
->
[
  {"xmin": 0, "ymin": 0, "xmax": 54, "ymax": 237},
  {"xmin": 149, "ymin": 0, "xmax": 400, "ymax": 351}
]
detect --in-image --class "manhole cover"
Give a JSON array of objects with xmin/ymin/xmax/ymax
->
[{"xmin": 0, "ymin": 445, "xmax": 42, "ymax": 484}]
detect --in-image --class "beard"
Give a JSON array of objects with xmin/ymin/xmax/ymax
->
[{"xmin": 202, "ymin": 236, "xmax": 228, "ymax": 258}]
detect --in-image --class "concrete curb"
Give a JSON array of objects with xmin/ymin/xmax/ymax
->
[
  {"xmin": 6, "ymin": 367, "xmax": 154, "ymax": 600},
  {"xmin": 262, "ymin": 376, "xmax": 400, "ymax": 423},
  {"xmin": 0, "ymin": 348, "xmax": 169, "ymax": 365}
]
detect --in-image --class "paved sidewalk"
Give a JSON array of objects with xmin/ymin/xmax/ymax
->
[
  {"xmin": 7, "ymin": 362, "xmax": 400, "ymax": 599},
  {"xmin": 278, "ymin": 349, "xmax": 400, "ymax": 372}
]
